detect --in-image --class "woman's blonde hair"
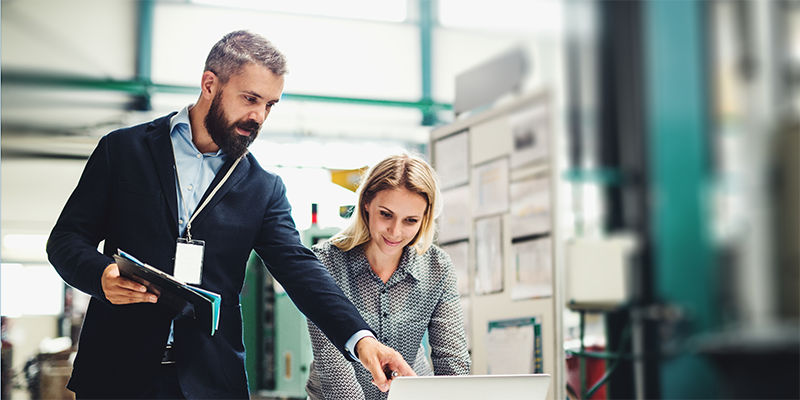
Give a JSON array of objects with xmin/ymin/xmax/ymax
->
[{"xmin": 330, "ymin": 151, "xmax": 442, "ymax": 255}]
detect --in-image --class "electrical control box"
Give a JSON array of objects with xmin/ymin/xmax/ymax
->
[{"xmin": 566, "ymin": 235, "xmax": 636, "ymax": 310}]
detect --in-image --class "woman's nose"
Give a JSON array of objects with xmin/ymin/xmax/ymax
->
[{"xmin": 387, "ymin": 220, "xmax": 399, "ymax": 235}]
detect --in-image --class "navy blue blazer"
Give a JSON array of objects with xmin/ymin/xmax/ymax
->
[{"xmin": 47, "ymin": 114, "xmax": 371, "ymax": 399}]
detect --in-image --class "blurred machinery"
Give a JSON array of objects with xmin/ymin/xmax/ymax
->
[
  {"xmin": 563, "ymin": 1, "xmax": 798, "ymax": 399},
  {"xmin": 1, "ymin": 318, "xmax": 12, "ymax": 400},
  {"xmin": 242, "ymin": 204, "xmax": 339, "ymax": 399}
]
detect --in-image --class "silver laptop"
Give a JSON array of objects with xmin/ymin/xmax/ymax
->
[{"xmin": 386, "ymin": 374, "xmax": 552, "ymax": 400}]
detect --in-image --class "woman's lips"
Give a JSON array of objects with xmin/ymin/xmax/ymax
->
[{"xmin": 383, "ymin": 237, "xmax": 401, "ymax": 246}]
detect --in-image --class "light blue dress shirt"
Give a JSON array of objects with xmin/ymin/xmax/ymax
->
[{"xmin": 169, "ymin": 105, "xmax": 228, "ymax": 237}]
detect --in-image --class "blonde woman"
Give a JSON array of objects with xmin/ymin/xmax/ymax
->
[{"xmin": 306, "ymin": 152, "xmax": 471, "ymax": 400}]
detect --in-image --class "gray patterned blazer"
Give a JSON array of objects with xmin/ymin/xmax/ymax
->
[{"xmin": 305, "ymin": 240, "xmax": 471, "ymax": 400}]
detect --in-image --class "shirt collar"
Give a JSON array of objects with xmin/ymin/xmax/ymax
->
[
  {"xmin": 399, "ymin": 246, "xmax": 421, "ymax": 282},
  {"xmin": 170, "ymin": 104, "xmax": 192, "ymax": 133},
  {"xmin": 348, "ymin": 244, "xmax": 420, "ymax": 284},
  {"xmin": 348, "ymin": 245, "xmax": 372, "ymax": 277},
  {"xmin": 169, "ymin": 103, "xmax": 225, "ymax": 157}
]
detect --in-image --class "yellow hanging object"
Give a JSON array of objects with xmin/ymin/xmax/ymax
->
[{"xmin": 330, "ymin": 166, "xmax": 367, "ymax": 192}]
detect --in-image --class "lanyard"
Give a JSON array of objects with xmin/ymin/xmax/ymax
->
[{"xmin": 172, "ymin": 143, "xmax": 243, "ymax": 242}]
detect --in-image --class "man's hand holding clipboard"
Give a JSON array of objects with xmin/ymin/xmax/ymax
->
[
  {"xmin": 101, "ymin": 262, "xmax": 159, "ymax": 305},
  {"xmin": 112, "ymin": 249, "xmax": 221, "ymax": 336}
]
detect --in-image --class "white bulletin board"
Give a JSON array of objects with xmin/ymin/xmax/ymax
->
[{"xmin": 431, "ymin": 91, "xmax": 562, "ymax": 400}]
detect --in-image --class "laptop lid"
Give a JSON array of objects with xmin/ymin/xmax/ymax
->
[{"xmin": 386, "ymin": 374, "xmax": 552, "ymax": 400}]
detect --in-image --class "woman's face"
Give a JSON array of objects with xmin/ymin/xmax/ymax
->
[{"xmin": 364, "ymin": 188, "xmax": 428, "ymax": 259}]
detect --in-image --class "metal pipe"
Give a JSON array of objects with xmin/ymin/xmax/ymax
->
[
  {"xmin": 418, "ymin": 0, "xmax": 436, "ymax": 125},
  {"xmin": 1, "ymin": 72, "xmax": 452, "ymax": 112}
]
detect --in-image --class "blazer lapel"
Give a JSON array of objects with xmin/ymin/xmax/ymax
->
[
  {"xmin": 147, "ymin": 113, "xmax": 180, "ymax": 237},
  {"xmin": 190, "ymin": 153, "xmax": 251, "ymax": 229}
]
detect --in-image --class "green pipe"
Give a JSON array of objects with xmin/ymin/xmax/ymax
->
[
  {"xmin": 583, "ymin": 323, "xmax": 632, "ymax": 399},
  {"xmin": 2, "ymin": 72, "xmax": 451, "ymax": 113},
  {"xmin": 280, "ymin": 93, "xmax": 450, "ymax": 112},
  {"xmin": 565, "ymin": 350, "xmax": 633, "ymax": 360}
]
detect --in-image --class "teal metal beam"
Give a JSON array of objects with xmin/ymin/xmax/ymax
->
[
  {"xmin": 1, "ymin": 72, "xmax": 452, "ymax": 113},
  {"xmin": 644, "ymin": 1, "xmax": 720, "ymax": 398},
  {"xmin": 280, "ymin": 93, "xmax": 449, "ymax": 112},
  {"xmin": 419, "ymin": 0, "xmax": 436, "ymax": 125},
  {"xmin": 137, "ymin": 0, "xmax": 155, "ymax": 85},
  {"xmin": 134, "ymin": 0, "xmax": 156, "ymax": 110}
]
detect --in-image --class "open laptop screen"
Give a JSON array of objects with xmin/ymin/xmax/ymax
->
[{"xmin": 386, "ymin": 374, "xmax": 552, "ymax": 400}]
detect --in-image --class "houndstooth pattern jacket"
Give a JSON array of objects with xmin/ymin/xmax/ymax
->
[{"xmin": 305, "ymin": 240, "xmax": 471, "ymax": 400}]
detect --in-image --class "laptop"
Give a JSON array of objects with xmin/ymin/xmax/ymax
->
[{"xmin": 386, "ymin": 374, "xmax": 552, "ymax": 400}]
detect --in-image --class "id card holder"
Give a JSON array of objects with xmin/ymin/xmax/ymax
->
[{"xmin": 174, "ymin": 238, "xmax": 205, "ymax": 284}]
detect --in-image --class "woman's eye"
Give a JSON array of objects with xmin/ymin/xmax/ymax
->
[
  {"xmin": 406, "ymin": 219, "xmax": 418, "ymax": 225},
  {"xmin": 380, "ymin": 211, "xmax": 392, "ymax": 218}
]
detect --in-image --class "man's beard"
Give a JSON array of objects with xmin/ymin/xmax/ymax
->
[{"xmin": 204, "ymin": 91, "xmax": 261, "ymax": 159}]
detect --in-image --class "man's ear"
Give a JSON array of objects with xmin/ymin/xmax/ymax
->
[{"xmin": 200, "ymin": 71, "xmax": 219, "ymax": 100}]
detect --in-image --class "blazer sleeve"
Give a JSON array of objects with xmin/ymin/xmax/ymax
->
[
  {"xmin": 427, "ymin": 253, "xmax": 472, "ymax": 375},
  {"xmin": 252, "ymin": 174, "xmax": 372, "ymax": 360},
  {"xmin": 47, "ymin": 135, "xmax": 116, "ymax": 302}
]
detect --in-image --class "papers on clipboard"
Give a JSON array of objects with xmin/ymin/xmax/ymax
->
[
  {"xmin": 486, "ymin": 317, "xmax": 542, "ymax": 374},
  {"xmin": 114, "ymin": 249, "xmax": 221, "ymax": 336}
]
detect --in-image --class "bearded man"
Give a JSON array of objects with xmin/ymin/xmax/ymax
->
[{"xmin": 47, "ymin": 30, "xmax": 414, "ymax": 400}]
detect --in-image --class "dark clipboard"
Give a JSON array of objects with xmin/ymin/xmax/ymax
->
[{"xmin": 113, "ymin": 249, "xmax": 220, "ymax": 336}]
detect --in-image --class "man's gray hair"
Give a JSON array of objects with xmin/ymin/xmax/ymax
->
[{"xmin": 204, "ymin": 30, "xmax": 288, "ymax": 83}]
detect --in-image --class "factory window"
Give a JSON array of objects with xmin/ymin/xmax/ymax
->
[
  {"xmin": 191, "ymin": 0, "xmax": 407, "ymax": 22},
  {"xmin": 438, "ymin": 0, "xmax": 562, "ymax": 34}
]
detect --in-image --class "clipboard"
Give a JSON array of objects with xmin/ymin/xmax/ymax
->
[{"xmin": 114, "ymin": 249, "xmax": 221, "ymax": 336}]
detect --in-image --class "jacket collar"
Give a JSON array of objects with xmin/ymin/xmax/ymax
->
[
  {"xmin": 147, "ymin": 113, "xmax": 179, "ymax": 237},
  {"xmin": 146, "ymin": 112, "xmax": 251, "ymax": 237},
  {"xmin": 189, "ymin": 152, "xmax": 250, "ymax": 229}
]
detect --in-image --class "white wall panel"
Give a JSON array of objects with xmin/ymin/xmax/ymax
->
[
  {"xmin": 470, "ymin": 114, "xmax": 512, "ymax": 166},
  {"xmin": 1, "ymin": 0, "xmax": 138, "ymax": 78}
]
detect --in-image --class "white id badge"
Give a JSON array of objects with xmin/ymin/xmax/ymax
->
[{"xmin": 174, "ymin": 238, "xmax": 205, "ymax": 284}]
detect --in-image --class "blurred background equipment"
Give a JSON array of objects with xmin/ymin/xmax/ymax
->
[
  {"xmin": 241, "ymin": 204, "xmax": 339, "ymax": 399},
  {"xmin": 559, "ymin": 0, "xmax": 800, "ymax": 398}
]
